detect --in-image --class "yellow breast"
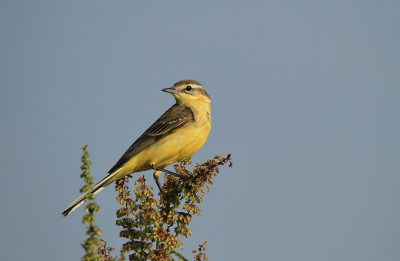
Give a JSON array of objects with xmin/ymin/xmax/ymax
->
[{"xmin": 107, "ymin": 101, "xmax": 212, "ymax": 184}]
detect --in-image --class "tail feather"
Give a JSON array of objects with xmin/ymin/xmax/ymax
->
[
  {"xmin": 61, "ymin": 186, "xmax": 105, "ymax": 216},
  {"xmin": 61, "ymin": 169, "xmax": 121, "ymax": 216}
]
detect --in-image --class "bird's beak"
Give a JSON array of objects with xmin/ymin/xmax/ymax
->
[{"xmin": 162, "ymin": 87, "xmax": 178, "ymax": 94}]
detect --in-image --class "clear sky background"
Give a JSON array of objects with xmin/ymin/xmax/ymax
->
[{"xmin": 1, "ymin": 1, "xmax": 399, "ymax": 260}]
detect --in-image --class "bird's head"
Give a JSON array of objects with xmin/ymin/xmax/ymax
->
[{"xmin": 162, "ymin": 80, "xmax": 212, "ymax": 105}]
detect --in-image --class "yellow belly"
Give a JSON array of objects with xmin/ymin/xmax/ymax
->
[{"xmin": 104, "ymin": 119, "xmax": 211, "ymax": 185}]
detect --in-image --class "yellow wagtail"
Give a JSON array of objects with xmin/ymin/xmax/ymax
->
[{"xmin": 62, "ymin": 80, "xmax": 212, "ymax": 216}]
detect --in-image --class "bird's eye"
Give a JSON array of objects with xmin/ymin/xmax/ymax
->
[{"xmin": 185, "ymin": 86, "xmax": 192, "ymax": 91}]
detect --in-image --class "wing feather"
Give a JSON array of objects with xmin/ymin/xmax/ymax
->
[{"xmin": 108, "ymin": 104, "xmax": 194, "ymax": 174}]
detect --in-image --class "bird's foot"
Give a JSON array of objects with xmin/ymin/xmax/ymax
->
[{"xmin": 150, "ymin": 164, "xmax": 184, "ymax": 192}]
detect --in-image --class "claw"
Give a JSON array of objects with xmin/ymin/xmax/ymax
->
[{"xmin": 150, "ymin": 164, "xmax": 184, "ymax": 192}]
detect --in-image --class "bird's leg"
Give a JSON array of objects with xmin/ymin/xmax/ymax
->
[
  {"xmin": 153, "ymin": 170, "xmax": 164, "ymax": 192},
  {"xmin": 150, "ymin": 164, "xmax": 184, "ymax": 192},
  {"xmin": 150, "ymin": 164, "xmax": 183, "ymax": 178}
]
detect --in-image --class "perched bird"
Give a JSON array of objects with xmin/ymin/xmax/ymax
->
[{"xmin": 62, "ymin": 80, "xmax": 212, "ymax": 216}]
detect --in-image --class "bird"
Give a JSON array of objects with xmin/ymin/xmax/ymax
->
[{"xmin": 62, "ymin": 79, "xmax": 212, "ymax": 216}]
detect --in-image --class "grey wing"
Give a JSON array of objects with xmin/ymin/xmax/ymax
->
[{"xmin": 108, "ymin": 104, "xmax": 194, "ymax": 174}]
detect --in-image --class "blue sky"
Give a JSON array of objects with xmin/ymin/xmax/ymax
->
[{"xmin": 1, "ymin": 1, "xmax": 399, "ymax": 260}]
